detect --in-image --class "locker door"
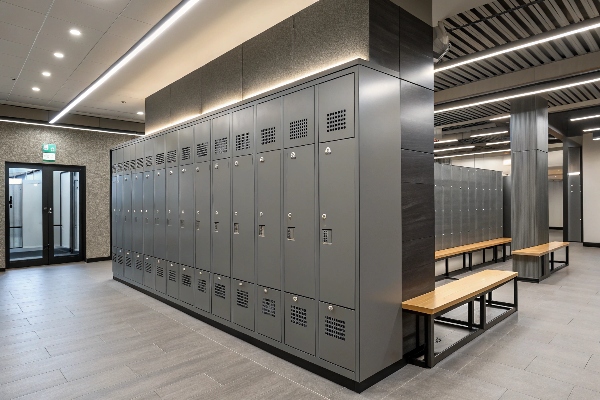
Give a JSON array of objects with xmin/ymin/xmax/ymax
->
[
  {"xmin": 143, "ymin": 256, "xmax": 155, "ymax": 289},
  {"xmin": 154, "ymin": 134, "xmax": 166, "ymax": 170},
  {"xmin": 111, "ymin": 175, "xmax": 117, "ymax": 246},
  {"xmin": 256, "ymin": 287, "xmax": 281, "ymax": 342},
  {"xmin": 232, "ymin": 155, "xmax": 254, "ymax": 282},
  {"xmin": 144, "ymin": 138, "xmax": 154, "ymax": 172},
  {"xmin": 155, "ymin": 258, "xmax": 167, "ymax": 294},
  {"xmin": 167, "ymin": 262, "xmax": 179, "ymax": 299},
  {"xmin": 124, "ymin": 250, "xmax": 133, "ymax": 279},
  {"xmin": 179, "ymin": 126, "xmax": 194, "ymax": 166},
  {"xmin": 285, "ymin": 293, "xmax": 316, "ymax": 355},
  {"xmin": 135, "ymin": 141, "xmax": 145, "ymax": 172},
  {"xmin": 318, "ymin": 302, "xmax": 355, "ymax": 371},
  {"xmin": 256, "ymin": 98, "xmax": 282, "ymax": 153},
  {"xmin": 111, "ymin": 247, "xmax": 118, "ymax": 276},
  {"xmin": 166, "ymin": 167, "xmax": 179, "ymax": 262},
  {"xmin": 211, "ymin": 159, "xmax": 231, "ymax": 277},
  {"xmin": 132, "ymin": 173, "xmax": 144, "ymax": 253},
  {"xmin": 283, "ymin": 86, "xmax": 315, "ymax": 149},
  {"xmin": 143, "ymin": 172, "xmax": 154, "ymax": 256},
  {"xmin": 256, "ymin": 150, "xmax": 281, "ymax": 289},
  {"xmin": 194, "ymin": 269, "xmax": 210, "ymax": 312},
  {"xmin": 115, "ymin": 147, "xmax": 124, "ymax": 175},
  {"xmin": 232, "ymin": 280, "xmax": 255, "ymax": 331},
  {"xmin": 133, "ymin": 252, "xmax": 144, "ymax": 284},
  {"xmin": 195, "ymin": 162, "xmax": 211, "ymax": 272},
  {"xmin": 319, "ymin": 140, "xmax": 356, "ymax": 309},
  {"xmin": 318, "ymin": 74, "xmax": 355, "ymax": 142},
  {"xmin": 179, "ymin": 167, "xmax": 194, "ymax": 267},
  {"xmin": 284, "ymin": 145, "xmax": 315, "ymax": 298},
  {"xmin": 233, "ymin": 106, "xmax": 254, "ymax": 157},
  {"xmin": 115, "ymin": 248, "xmax": 124, "ymax": 277},
  {"xmin": 212, "ymin": 114, "xmax": 231, "ymax": 160},
  {"xmin": 179, "ymin": 264, "xmax": 194, "ymax": 305},
  {"xmin": 194, "ymin": 121, "xmax": 211, "ymax": 164},
  {"xmin": 116, "ymin": 174, "xmax": 122, "ymax": 247},
  {"xmin": 212, "ymin": 274, "xmax": 230, "ymax": 320},
  {"xmin": 166, "ymin": 130, "xmax": 178, "ymax": 168},
  {"xmin": 122, "ymin": 173, "xmax": 133, "ymax": 250},
  {"xmin": 154, "ymin": 169, "xmax": 166, "ymax": 259}
]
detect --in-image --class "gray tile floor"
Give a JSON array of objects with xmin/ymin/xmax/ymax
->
[{"xmin": 1, "ymin": 232, "xmax": 599, "ymax": 399}]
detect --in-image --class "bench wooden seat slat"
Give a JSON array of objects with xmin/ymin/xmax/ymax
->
[
  {"xmin": 512, "ymin": 241, "xmax": 569, "ymax": 257},
  {"xmin": 435, "ymin": 238, "xmax": 512, "ymax": 260},
  {"xmin": 402, "ymin": 270, "xmax": 517, "ymax": 315}
]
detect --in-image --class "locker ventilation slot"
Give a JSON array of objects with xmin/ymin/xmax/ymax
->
[
  {"xmin": 137, "ymin": 158, "xmax": 144, "ymax": 169},
  {"xmin": 290, "ymin": 305, "xmax": 307, "ymax": 328},
  {"xmin": 236, "ymin": 289, "xmax": 249, "ymax": 308},
  {"xmin": 117, "ymin": 254, "xmax": 123, "ymax": 265},
  {"xmin": 326, "ymin": 109, "xmax": 346, "ymax": 133},
  {"xmin": 168, "ymin": 269, "xmax": 177, "ymax": 282},
  {"xmin": 156, "ymin": 153, "xmax": 165, "ymax": 165},
  {"xmin": 215, "ymin": 283, "xmax": 226, "ymax": 299},
  {"xmin": 117, "ymin": 162, "xmax": 123, "ymax": 172},
  {"xmin": 167, "ymin": 150, "xmax": 177, "ymax": 164},
  {"xmin": 289, "ymin": 119, "xmax": 308, "ymax": 140},
  {"xmin": 112, "ymin": 253, "xmax": 117, "ymax": 262},
  {"xmin": 145, "ymin": 261, "xmax": 152, "ymax": 274},
  {"xmin": 135, "ymin": 259, "xmax": 143, "ymax": 270},
  {"xmin": 262, "ymin": 298, "xmax": 276, "ymax": 317},
  {"xmin": 325, "ymin": 316, "xmax": 346, "ymax": 341},
  {"xmin": 156, "ymin": 265, "xmax": 164, "ymax": 278},
  {"xmin": 197, "ymin": 142, "xmax": 208, "ymax": 158},
  {"xmin": 214, "ymin": 138, "xmax": 228, "ymax": 155},
  {"xmin": 197, "ymin": 279, "xmax": 207, "ymax": 293},
  {"xmin": 123, "ymin": 160, "xmax": 130, "ymax": 171},
  {"xmin": 181, "ymin": 147, "xmax": 191, "ymax": 161},
  {"xmin": 261, "ymin": 127, "xmax": 276, "ymax": 145},
  {"xmin": 112, "ymin": 164, "xmax": 117, "ymax": 173},
  {"xmin": 182, "ymin": 273, "xmax": 192, "ymax": 287},
  {"xmin": 125, "ymin": 257, "xmax": 132, "ymax": 268},
  {"xmin": 236, "ymin": 133, "xmax": 250, "ymax": 151},
  {"xmin": 146, "ymin": 155, "xmax": 153, "ymax": 167}
]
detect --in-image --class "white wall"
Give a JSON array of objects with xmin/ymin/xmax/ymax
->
[
  {"xmin": 583, "ymin": 133, "xmax": 600, "ymax": 244},
  {"xmin": 450, "ymin": 154, "xmax": 510, "ymax": 174},
  {"xmin": 549, "ymin": 180, "xmax": 563, "ymax": 228}
]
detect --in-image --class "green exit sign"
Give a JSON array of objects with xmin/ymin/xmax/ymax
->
[{"xmin": 42, "ymin": 143, "xmax": 56, "ymax": 162}]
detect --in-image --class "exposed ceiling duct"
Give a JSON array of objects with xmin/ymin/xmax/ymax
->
[{"xmin": 433, "ymin": 21, "xmax": 451, "ymax": 63}]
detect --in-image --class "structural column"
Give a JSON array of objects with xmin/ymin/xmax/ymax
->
[{"xmin": 510, "ymin": 95, "xmax": 549, "ymax": 279}]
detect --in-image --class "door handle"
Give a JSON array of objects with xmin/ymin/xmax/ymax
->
[{"xmin": 48, "ymin": 207, "xmax": 53, "ymax": 214}]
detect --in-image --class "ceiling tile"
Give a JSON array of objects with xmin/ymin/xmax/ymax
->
[
  {"xmin": 7, "ymin": 93, "xmax": 55, "ymax": 107},
  {"xmin": 0, "ymin": 2, "xmax": 45, "ymax": 30},
  {"xmin": 11, "ymin": 77, "xmax": 62, "ymax": 97},
  {"xmin": 83, "ymin": 33, "xmax": 136, "ymax": 66},
  {"xmin": 74, "ymin": 0, "xmax": 130, "ymax": 14},
  {"xmin": 105, "ymin": 15, "xmax": 151, "ymax": 41},
  {"xmin": 3, "ymin": 0, "xmax": 53, "ymax": 14},
  {"xmin": 0, "ymin": 38, "xmax": 31, "ymax": 58},
  {"xmin": 0, "ymin": 91, "xmax": 8, "ymax": 101},
  {"xmin": 68, "ymin": 58, "xmax": 110, "ymax": 83},
  {"xmin": 121, "ymin": 0, "xmax": 180, "ymax": 25},
  {"xmin": 34, "ymin": 16, "xmax": 105, "ymax": 60},
  {"xmin": 0, "ymin": 53, "xmax": 26, "ymax": 71},
  {"xmin": 0, "ymin": 21, "xmax": 37, "ymax": 46},
  {"xmin": 0, "ymin": 63, "xmax": 22, "ymax": 80},
  {"xmin": 0, "ymin": 79, "xmax": 14, "ymax": 94},
  {"xmin": 49, "ymin": 0, "xmax": 118, "ymax": 32},
  {"xmin": 26, "ymin": 46, "xmax": 80, "ymax": 75}
]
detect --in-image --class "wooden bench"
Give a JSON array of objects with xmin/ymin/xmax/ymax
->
[
  {"xmin": 512, "ymin": 241, "xmax": 569, "ymax": 282},
  {"xmin": 402, "ymin": 270, "xmax": 518, "ymax": 368},
  {"xmin": 435, "ymin": 238, "xmax": 512, "ymax": 278}
]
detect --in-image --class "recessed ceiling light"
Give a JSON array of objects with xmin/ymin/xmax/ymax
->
[
  {"xmin": 137, "ymin": 111, "xmax": 144, "ymax": 115},
  {"xmin": 69, "ymin": 29, "xmax": 81, "ymax": 36},
  {"xmin": 434, "ymin": 139, "xmax": 458, "ymax": 144},
  {"xmin": 32, "ymin": 87, "xmax": 40, "ymax": 92},
  {"xmin": 471, "ymin": 131, "xmax": 509, "ymax": 138},
  {"xmin": 433, "ymin": 145, "xmax": 475, "ymax": 153},
  {"xmin": 54, "ymin": 52, "xmax": 64, "ymax": 58},
  {"xmin": 486, "ymin": 140, "xmax": 511, "ymax": 146},
  {"xmin": 42, "ymin": 71, "xmax": 51, "ymax": 77}
]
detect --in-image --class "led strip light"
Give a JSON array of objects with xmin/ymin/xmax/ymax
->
[
  {"xmin": 434, "ymin": 149, "xmax": 509, "ymax": 159},
  {"xmin": 0, "ymin": 118, "xmax": 141, "ymax": 135}
]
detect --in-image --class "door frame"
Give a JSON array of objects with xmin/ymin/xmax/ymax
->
[{"xmin": 5, "ymin": 162, "xmax": 86, "ymax": 269}]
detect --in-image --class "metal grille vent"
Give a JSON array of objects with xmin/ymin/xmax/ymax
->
[
  {"xmin": 290, "ymin": 305, "xmax": 307, "ymax": 327},
  {"xmin": 326, "ymin": 110, "xmax": 346, "ymax": 133},
  {"xmin": 262, "ymin": 298, "xmax": 276, "ymax": 317},
  {"xmin": 137, "ymin": 158, "xmax": 144, "ymax": 169},
  {"xmin": 215, "ymin": 283, "xmax": 226, "ymax": 299},
  {"xmin": 214, "ymin": 138, "xmax": 228, "ymax": 154},
  {"xmin": 112, "ymin": 252, "xmax": 117, "ymax": 262},
  {"xmin": 325, "ymin": 315, "xmax": 346, "ymax": 341},
  {"xmin": 290, "ymin": 119, "xmax": 308, "ymax": 140},
  {"xmin": 123, "ymin": 160, "xmax": 130, "ymax": 171},
  {"xmin": 125, "ymin": 257, "xmax": 132, "ymax": 268},
  {"xmin": 236, "ymin": 289, "xmax": 249, "ymax": 308},
  {"xmin": 135, "ymin": 258, "xmax": 143, "ymax": 270},
  {"xmin": 261, "ymin": 127, "xmax": 276, "ymax": 145},
  {"xmin": 156, "ymin": 153, "xmax": 165, "ymax": 165},
  {"xmin": 197, "ymin": 142, "xmax": 208, "ymax": 158},
  {"xmin": 168, "ymin": 269, "xmax": 177, "ymax": 282},
  {"xmin": 236, "ymin": 133, "xmax": 250, "ymax": 151},
  {"xmin": 197, "ymin": 278, "xmax": 207, "ymax": 293},
  {"xmin": 182, "ymin": 273, "xmax": 192, "ymax": 287},
  {"xmin": 156, "ymin": 265, "xmax": 164, "ymax": 278},
  {"xmin": 167, "ymin": 150, "xmax": 177, "ymax": 164},
  {"xmin": 144, "ymin": 261, "xmax": 152, "ymax": 274},
  {"xmin": 117, "ymin": 162, "xmax": 123, "ymax": 172},
  {"xmin": 146, "ymin": 155, "xmax": 153, "ymax": 167},
  {"xmin": 117, "ymin": 254, "xmax": 123, "ymax": 264},
  {"xmin": 112, "ymin": 164, "xmax": 117, "ymax": 173},
  {"xmin": 181, "ymin": 147, "xmax": 191, "ymax": 161}
]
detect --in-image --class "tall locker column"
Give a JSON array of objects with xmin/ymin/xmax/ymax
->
[
  {"xmin": 166, "ymin": 130, "xmax": 180, "ymax": 263},
  {"xmin": 179, "ymin": 126, "xmax": 194, "ymax": 268},
  {"xmin": 154, "ymin": 135, "xmax": 166, "ymax": 259},
  {"xmin": 194, "ymin": 121, "xmax": 211, "ymax": 313}
]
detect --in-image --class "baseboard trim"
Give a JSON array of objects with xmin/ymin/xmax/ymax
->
[
  {"xmin": 86, "ymin": 256, "xmax": 111, "ymax": 263},
  {"xmin": 114, "ymin": 276, "xmax": 407, "ymax": 393},
  {"xmin": 583, "ymin": 242, "xmax": 600, "ymax": 248}
]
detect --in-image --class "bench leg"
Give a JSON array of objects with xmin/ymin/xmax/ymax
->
[
  {"xmin": 424, "ymin": 315, "xmax": 434, "ymax": 368},
  {"xmin": 483, "ymin": 249, "xmax": 485, "ymax": 263},
  {"xmin": 469, "ymin": 253, "xmax": 473, "ymax": 271},
  {"xmin": 480, "ymin": 295, "xmax": 487, "ymax": 329},
  {"xmin": 494, "ymin": 246, "xmax": 498, "ymax": 263},
  {"xmin": 566, "ymin": 246, "xmax": 569, "ymax": 266},
  {"xmin": 468, "ymin": 301, "xmax": 474, "ymax": 330},
  {"xmin": 487, "ymin": 291, "xmax": 492, "ymax": 305},
  {"xmin": 540, "ymin": 255, "xmax": 545, "ymax": 278},
  {"xmin": 514, "ymin": 278, "xmax": 518, "ymax": 310},
  {"xmin": 463, "ymin": 253, "xmax": 466, "ymax": 269},
  {"xmin": 445, "ymin": 258, "xmax": 449, "ymax": 278},
  {"xmin": 503, "ymin": 243, "xmax": 507, "ymax": 262},
  {"xmin": 550, "ymin": 251, "xmax": 555, "ymax": 271}
]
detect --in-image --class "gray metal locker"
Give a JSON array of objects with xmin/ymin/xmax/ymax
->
[
  {"xmin": 232, "ymin": 106, "xmax": 254, "ymax": 156},
  {"xmin": 166, "ymin": 167, "xmax": 179, "ymax": 262},
  {"xmin": 256, "ymin": 98, "xmax": 282, "ymax": 153},
  {"xmin": 318, "ymin": 302, "xmax": 355, "ymax": 371},
  {"xmin": 132, "ymin": 173, "xmax": 144, "ymax": 253},
  {"xmin": 441, "ymin": 164, "xmax": 452, "ymax": 250},
  {"xmin": 212, "ymin": 274, "xmax": 230, "ymax": 320},
  {"xmin": 167, "ymin": 261, "xmax": 179, "ymax": 299},
  {"xmin": 178, "ymin": 166, "xmax": 194, "ymax": 267},
  {"xmin": 179, "ymin": 126, "xmax": 194, "ymax": 166},
  {"xmin": 434, "ymin": 164, "xmax": 442, "ymax": 250},
  {"xmin": 319, "ymin": 139, "xmax": 355, "ymax": 310},
  {"xmin": 194, "ymin": 121, "xmax": 211, "ymax": 164},
  {"xmin": 284, "ymin": 145, "xmax": 315, "ymax": 298},
  {"xmin": 111, "ymin": 175, "xmax": 117, "ymax": 247},
  {"xmin": 318, "ymin": 74, "xmax": 355, "ymax": 142},
  {"xmin": 133, "ymin": 252, "xmax": 144, "ymax": 284},
  {"xmin": 283, "ymin": 87, "xmax": 315, "ymax": 148},
  {"xmin": 467, "ymin": 169, "xmax": 477, "ymax": 244},
  {"xmin": 211, "ymin": 159, "xmax": 231, "ymax": 277},
  {"xmin": 232, "ymin": 155, "xmax": 254, "ymax": 282},
  {"xmin": 166, "ymin": 130, "xmax": 178, "ymax": 168},
  {"xmin": 135, "ymin": 141, "xmax": 145, "ymax": 172},
  {"xmin": 179, "ymin": 264, "xmax": 194, "ymax": 305},
  {"xmin": 212, "ymin": 114, "xmax": 231, "ymax": 160},
  {"xmin": 154, "ymin": 134, "xmax": 166, "ymax": 169},
  {"xmin": 122, "ymin": 173, "xmax": 132, "ymax": 250},
  {"xmin": 124, "ymin": 145, "xmax": 134, "ymax": 173},
  {"xmin": 124, "ymin": 250, "xmax": 133, "ymax": 279},
  {"xmin": 450, "ymin": 167, "xmax": 461, "ymax": 248},
  {"xmin": 477, "ymin": 169, "xmax": 485, "ymax": 242},
  {"xmin": 194, "ymin": 269, "xmax": 210, "ymax": 312},
  {"xmin": 111, "ymin": 247, "xmax": 118, "ymax": 276},
  {"xmin": 461, "ymin": 167, "xmax": 470, "ymax": 246},
  {"xmin": 115, "ymin": 147, "xmax": 124, "ymax": 175},
  {"xmin": 256, "ymin": 286, "xmax": 281, "ymax": 342},
  {"xmin": 195, "ymin": 163, "xmax": 211, "ymax": 272},
  {"xmin": 143, "ymin": 255, "xmax": 155, "ymax": 289},
  {"xmin": 155, "ymin": 258, "xmax": 167, "ymax": 294},
  {"xmin": 115, "ymin": 248, "xmax": 124, "ymax": 277},
  {"xmin": 154, "ymin": 169, "xmax": 166, "ymax": 259},
  {"xmin": 231, "ymin": 280, "xmax": 255, "ymax": 331},
  {"xmin": 144, "ymin": 138, "xmax": 154, "ymax": 172},
  {"xmin": 256, "ymin": 150, "xmax": 281, "ymax": 289},
  {"xmin": 285, "ymin": 293, "xmax": 316, "ymax": 356},
  {"xmin": 143, "ymin": 172, "xmax": 154, "ymax": 256}
]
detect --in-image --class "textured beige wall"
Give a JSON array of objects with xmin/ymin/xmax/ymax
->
[{"xmin": 0, "ymin": 121, "xmax": 132, "ymax": 269}]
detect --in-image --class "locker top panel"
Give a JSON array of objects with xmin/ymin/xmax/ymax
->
[
  {"xmin": 178, "ymin": 126, "xmax": 194, "ymax": 166},
  {"xmin": 212, "ymin": 114, "xmax": 231, "ymax": 160},
  {"xmin": 318, "ymin": 74, "xmax": 355, "ymax": 143},
  {"xmin": 135, "ymin": 141, "xmax": 145, "ymax": 172},
  {"xmin": 115, "ymin": 147, "xmax": 124, "ymax": 173},
  {"xmin": 144, "ymin": 137, "xmax": 154, "ymax": 171},
  {"xmin": 256, "ymin": 97, "xmax": 282, "ymax": 153},
  {"xmin": 124, "ymin": 144, "xmax": 135, "ymax": 173},
  {"xmin": 166, "ymin": 130, "xmax": 179, "ymax": 167},
  {"xmin": 154, "ymin": 134, "xmax": 166, "ymax": 169},
  {"xmin": 283, "ymin": 86, "xmax": 315, "ymax": 148},
  {"xmin": 111, "ymin": 150, "xmax": 118, "ymax": 174},
  {"xmin": 232, "ymin": 106, "xmax": 254, "ymax": 157},
  {"xmin": 194, "ymin": 121, "xmax": 211, "ymax": 163}
]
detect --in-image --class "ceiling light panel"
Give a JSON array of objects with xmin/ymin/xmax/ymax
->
[
  {"xmin": 434, "ymin": 149, "xmax": 509, "ymax": 159},
  {"xmin": 570, "ymin": 114, "xmax": 600, "ymax": 122},
  {"xmin": 486, "ymin": 140, "xmax": 510, "ymax": 146},
  {"xmin": 54, "ymin": 52, "xmax": 64, "ymax": 58},
  {"xmin": 433, "ymin": 145, "xmax": 475, "ymax": 153},
  {"xmin": 470, "ymin": 130, "xmax": 509, "ymax": 138},
  {"xmin": 70, "ymin": 29, "xmax": 81, "ymax": 36},
  {"xmin": 490, "ymin": 115, "xmax": 510, "ymax": 121},
  {"xmin": 434, "ymin": 139, "xmax": 458, "ymax": 144},
  {"xmin": 42, "ymin": 71, "xmax": 51, "ymax": 77},
  {"xmin": 583, "ymin": 127, "xmax": 600, "ymax": 132},
  {"xmin": 0, "ymin": 118, "xmax": 142, "ymax": 135}
]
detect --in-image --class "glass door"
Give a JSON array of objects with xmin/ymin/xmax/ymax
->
[{"xmin": 50, "ymin": 170, "xmax": 81, "ymax": 263}]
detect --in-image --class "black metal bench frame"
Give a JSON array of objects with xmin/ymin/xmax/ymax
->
[
  {"xmin": 518, "ymin": 246, "xmax": 569, "ymax": 283},
  {"xmin": 442, "ymin": 242, "xmax": 512, "ymax": 280}
]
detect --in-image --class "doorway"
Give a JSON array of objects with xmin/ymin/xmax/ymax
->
[{"xmin": 5, "ymin": 162, "xmax": 86, "ymax": 268}]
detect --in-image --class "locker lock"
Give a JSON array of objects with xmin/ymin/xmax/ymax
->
[
  {"xmin": 288, "ymin": 213, "xmax": 292, "ymax": 219},
  {"xmin": 146, "ymin": 175, "xmax": 149, "ymax": 178},
  {"xmin": 328, "ymin": 305, "xmax": 334, "ymax": 311},
  {"xmin": 290, "ymin": 152, "xmax": 296, "ymax": 159},
  {"xmin": 234, "ymin": 161, "xmax": 239, "ymax": 166},
  {"xmin": 196, "ymin": 167, "xmax": 200, "ymax": 172},
  {"xmin": 259, "ymin": 157, "xmax": 264, "ymax": 163},
  {"xmin": 325, "ymin": 147, "xmax": 332, "ymax": 155},
  {"xmin": 181, "ymin": 169, "xmax": 186, "ymax": 173},
  {"xmin": 197, "ymin": 211, "xmax": 200, "ymax": 214},
  {"xmin": 137, "ymin": 254, "xmax": 140, "ymax": 258},
  {"xmin": 215, "ymin": 211, "xmax": 218, "ymax": 215},
  {"xmin": 238, "ymin": 282, "xmax": 243, "ymax": 286},
  {"xmin": 157, "ymin": 172, "xmax": 160, "ymax": 176},
  {"xmin": 263, "ymin": 288, "xmax": 268, "ymax": 293},
  {"xmin": 322, "ymin": 214, "xmax": 327, "ymax": 220},
  {"xmin": 135, "ymin": 176, "xmax": 138, "ymax": 179},
  {"xmin": 292, "ymin": 296, "xmax": 298, "ymax": 302},
  {"xmin": 169, "ymin": 170, "xmax": 173, "ymax": 175},
  {"xmin": 199, "ymin": 271, "xmax": 202, "ymax": 275},
  {"xmin": 214, "ymin": 163, "xmax": 218, "ymax": 169},
  {"xmin": 217, "ymin": 276, "xmax": 221, "ymax": 280},
  {"xmin": 259, "ymin": 212, "xmax": 263, "ymax": 217},
  {"xmin": 234, "ymin": 212, "xmax": 238, "ymax": 216},
  {"xmin": 183, "ymin": 268, "xmax": 185, "ymax": 271}
]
